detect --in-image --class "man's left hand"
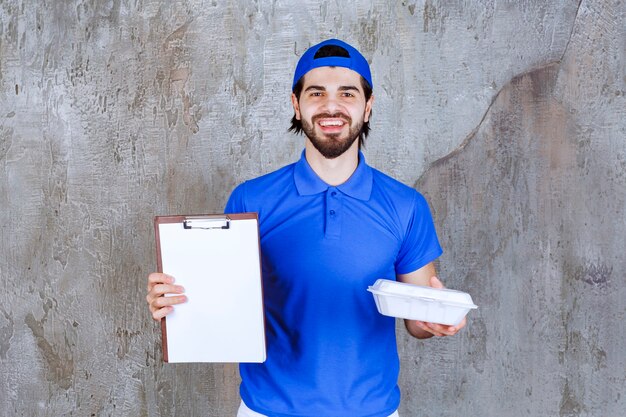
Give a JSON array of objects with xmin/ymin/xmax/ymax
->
[{"xmin": 410, "ymin": 276, "xmax": 467, "ymax": 338}]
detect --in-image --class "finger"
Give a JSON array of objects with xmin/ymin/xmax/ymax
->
[
  {"xmin": 151, "ymin": 294, "xmax": 187, "ymax": 309},
  {"xmin": 416, "ymin": 320, "xmax": 456, "ymax": 337},
  {"xmin": 414, "ymin": 321, "xmax": 445, "ymax": 337},
  {"xmin": 453, "ymin": 316, "xmax": 467, "ymax": 331},
  {"xmin": 151, "ymin": 306, "xmax": 173, "ymax": 321},
  {"xmin": 428, "ymin": 322, "xmax": 462, "ymax": 337},
  {"xmin": 146, "ymin": 288, "xmax": 182, "ymax": 304},
  {"xmin": 429, "ymin": 276, "xmax": 445, "ymax": 289},
  {"xmin": 435, "ymin": 317, "xmax": 466, "ymax": 335},
  {"xmin": 148, "ymin": 284, "xmax": 185, "ymax": 299},
  {"xmin": 424, "ymin": 327, "xmax": 445, "ymax": 337},
  {"xmin": 146, "ymin": 286, "xmax": 185, "ymax": 309},
  {"xmin": 147, "ymin": 272, "xmax": 175, "ymax": 291},
  {"xmin": 430, "ymin": 322, "xmax": 454, "ymax": 335}
]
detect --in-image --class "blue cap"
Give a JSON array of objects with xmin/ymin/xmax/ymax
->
[{"xmin": 292, "ymin": 39, "xmax": 372, "ymax": 91}]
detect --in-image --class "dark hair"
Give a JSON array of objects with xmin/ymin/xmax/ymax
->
[{"xmin": 289, "ymin": 45, "xmax": 372, "ymax": 148}]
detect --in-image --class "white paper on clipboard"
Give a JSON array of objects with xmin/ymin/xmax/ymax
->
[{"xmin": 154, "ymin": 213, "xmax": 266, "ymax": 363}]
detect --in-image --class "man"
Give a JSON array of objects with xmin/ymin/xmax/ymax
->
[{"xmin": 147, "ymin": 39, "xmax": 466, "ymax": 417}]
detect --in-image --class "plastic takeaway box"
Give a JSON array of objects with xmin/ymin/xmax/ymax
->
[{"xmin": 367, "ymin": 279, "xmax": 478, "ymax": 326}]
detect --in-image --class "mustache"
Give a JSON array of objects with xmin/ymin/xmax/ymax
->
[{"xmin": 312, "ymin": 112, "xmax": 352, "ymax": 124}]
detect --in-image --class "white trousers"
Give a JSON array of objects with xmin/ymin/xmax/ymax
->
[{"xmin": 237, "ymin": 400, "xmax": 400, "ymax": 417}]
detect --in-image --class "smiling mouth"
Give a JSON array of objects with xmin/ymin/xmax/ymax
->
[
  {"xmin": 314, "ymin": 113, "xmax": 351, "ymax": 130},
  {"xmin": 318, "ymin": 119, "xmax": 345, "ymax": 127}
]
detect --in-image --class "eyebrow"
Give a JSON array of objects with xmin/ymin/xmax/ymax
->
[
  {"xmin": 339, "ymin": 86, "xmax": 360, "ymax": 93},
  {"xmin": 303, "ymin": 85, "xmax": 361, "ymax": 93}
]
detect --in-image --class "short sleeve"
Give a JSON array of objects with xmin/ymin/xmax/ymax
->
[
  {"xmin": 224, "ymin": 182, "xmax": 247, "ymax": 214},
  {"xmin": 394, "ymin": 191, "xmax": 443, "ymax": 274}
]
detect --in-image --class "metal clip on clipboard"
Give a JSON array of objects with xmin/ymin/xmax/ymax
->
[{"xmin": 183, "ymin": 215, "xmax": 231, "ymax": 230}]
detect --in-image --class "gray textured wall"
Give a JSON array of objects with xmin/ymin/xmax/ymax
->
[{"xmin": 1, "ymin": 0, "xmax": 624, "ymax": 416}]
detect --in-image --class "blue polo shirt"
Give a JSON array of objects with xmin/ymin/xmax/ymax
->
[{"xmin": 225, "ymin": 150, "xmax": 442, "ymax": 417}]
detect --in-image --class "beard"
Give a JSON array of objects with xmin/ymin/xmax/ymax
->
[{"xmin": 301, "ymin": 112, "xmax": 364, "ymax": 159}]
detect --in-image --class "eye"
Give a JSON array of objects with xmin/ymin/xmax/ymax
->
[{"xmin": 310, "ymin": 91, "xmax": 323, "ymax": 97}]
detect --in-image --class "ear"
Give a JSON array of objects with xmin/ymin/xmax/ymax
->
[
  {"xmin": 291, "ymin": 93, "xmax": 301, "ymax": 120},
  {"xmin": 364, "ymin": 95, "xmax": 374, "ymax": 122}
]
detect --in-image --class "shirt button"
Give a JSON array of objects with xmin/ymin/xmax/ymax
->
[
  {"xmin": 329, "ymin": 210, "xmax": 336, "ymax": 215},
  {"xmin": 331, "ymin": 191, "xmax": 337, "ymax": 197}
]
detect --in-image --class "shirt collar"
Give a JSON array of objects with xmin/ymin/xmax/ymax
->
[{"xmin": 293, "ymin": 149, "xmax": 373, "ymax": 201}]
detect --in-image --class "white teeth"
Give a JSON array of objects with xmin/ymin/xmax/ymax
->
[{"xmin": 319, "ymin": 120, "xmax": 344, "ymax": 126}]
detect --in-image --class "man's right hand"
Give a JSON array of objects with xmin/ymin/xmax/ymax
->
[{"xmin": 146, "ymin": 273, "xmax": 187, "ymax": 321}]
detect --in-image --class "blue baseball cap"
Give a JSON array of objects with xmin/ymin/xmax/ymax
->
[{"xmin": 292, "ymin": 39, "xmax": 373, "ymax": 91}]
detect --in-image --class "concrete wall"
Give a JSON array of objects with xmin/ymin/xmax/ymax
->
[{"xmin": 1, "ymin": 0, "xmax": 624, "ymax": 416}]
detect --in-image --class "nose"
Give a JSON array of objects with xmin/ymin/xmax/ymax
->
[{"xmin": 321, "ymin": 95, "xmax": 341, "ymax": 114}]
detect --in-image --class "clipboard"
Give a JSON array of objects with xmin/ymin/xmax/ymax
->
[{"xmin": 154, "ymin": 213, "xmax": 266, "ymax": 363}]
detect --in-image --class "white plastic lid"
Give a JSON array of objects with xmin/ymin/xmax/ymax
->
[{"xmin": 368, "ymin": 279, "xmax": 478, "ymax": 308}]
